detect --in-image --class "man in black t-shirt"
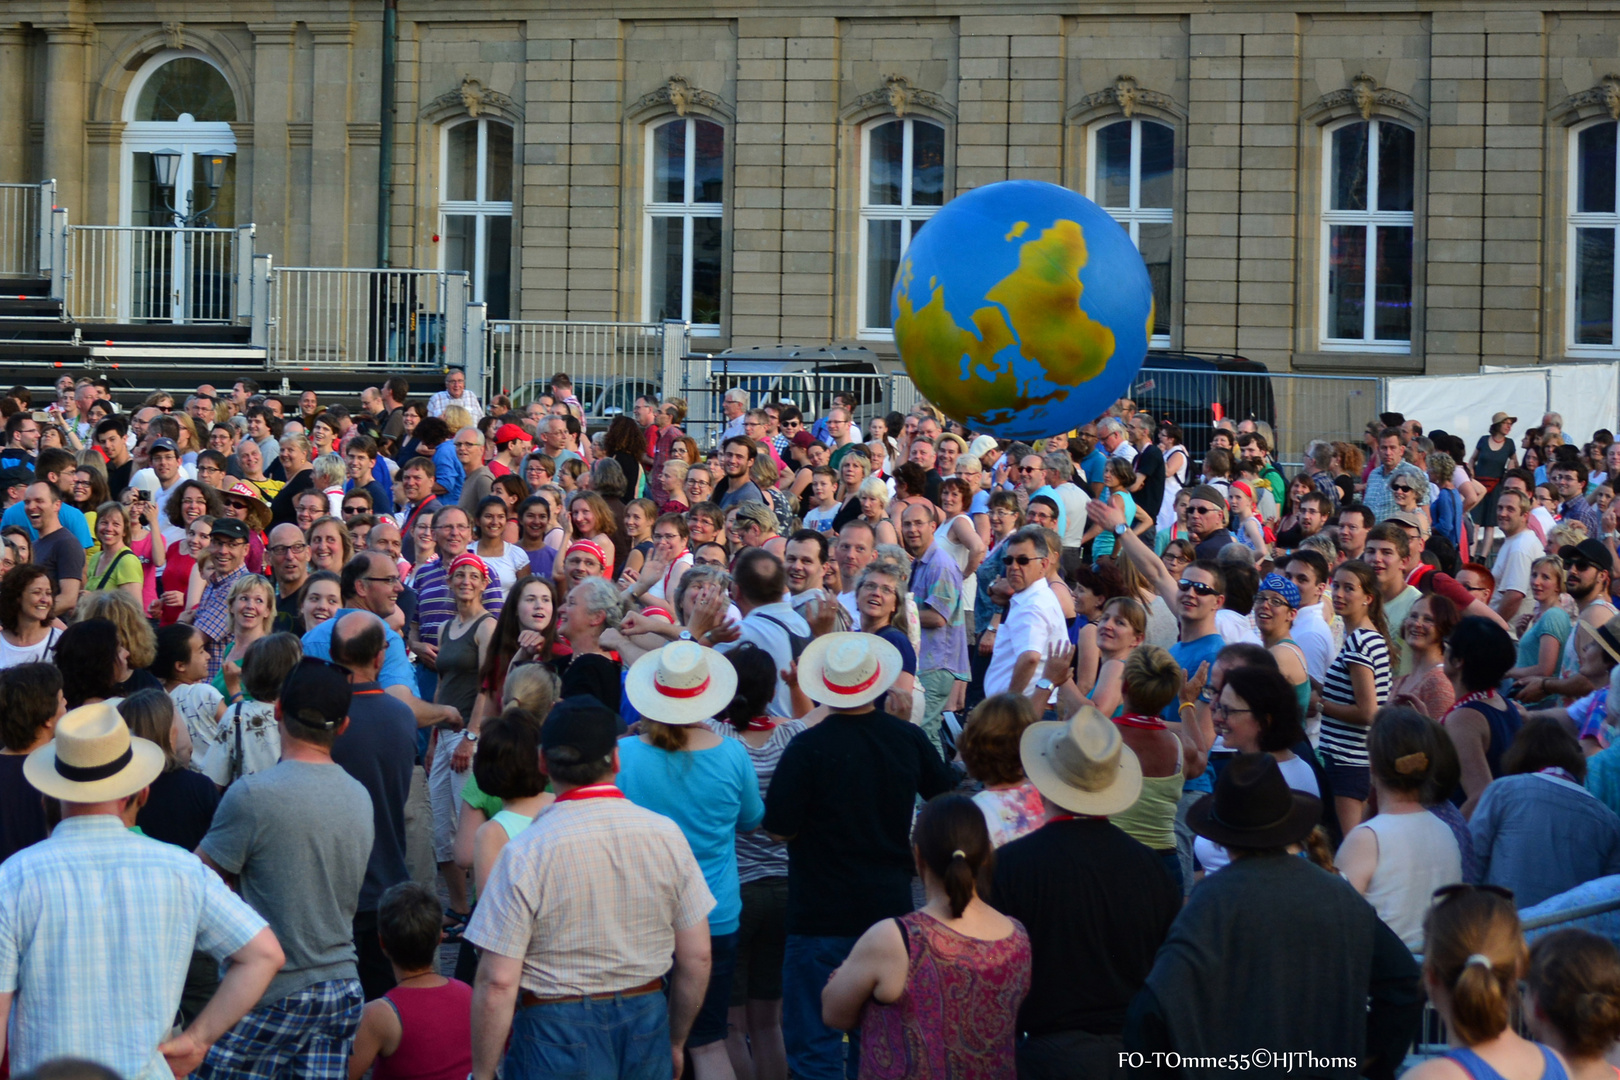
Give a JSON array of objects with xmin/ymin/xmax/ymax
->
[
  {"xmin": 25, "ymin": 482, "xmax": 84, "ymax": 617},
  {"xmin": 1128, "ymin": 415, "xmax": 1167, "ymax": 522},
  {"xmin": 95, "ymin": 416, "xmax": 134, "ymax": 495},
  {"xmin": 989, "ymin": 707, "xmax": 1180, "ymax": 1079},
  {"xmin": 763, "ymin": 632, "xmax": 952, "ymax": 1080}
]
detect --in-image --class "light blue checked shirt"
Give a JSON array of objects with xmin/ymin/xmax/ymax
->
[{"xmin": 0, "ymin": 814, "xmax": 267, "ymax": 1080}]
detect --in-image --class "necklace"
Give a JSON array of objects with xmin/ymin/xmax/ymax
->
[{"xmin": 1443, "ymin": 690, "xmax": 1494, "ymax": 722}]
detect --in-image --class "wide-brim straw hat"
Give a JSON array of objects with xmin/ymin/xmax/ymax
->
[
  {"xmin": 625, "ymin": 640, "xmax": 739, "ymax": 726},
  {"xmin": 25, "ymin": 702, "xmax": 165, "ymax": 803},
  {"xmin": 796, "ymin": 632, "xmax": 902, "ymax": 709},
  {"xmin": 1020, "ymin": 704, "xmax": 1143, "ymax": 817}
]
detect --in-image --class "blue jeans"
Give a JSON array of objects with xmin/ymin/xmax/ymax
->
[
  {"xmin": 782, "ymin": 933, "xmax": 861, "ymax": 1080},
  {"xmin": 506, "ymin": 990, "xmax": 669, "ymax": 1080}
]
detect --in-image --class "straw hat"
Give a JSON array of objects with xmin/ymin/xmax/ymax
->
[
  {"xmin": 24, "ymin": 703, "xmax": 165, "ymax": 803},
  {"xmin": 625, "ymin": 641, "xmax": 739, "ymax": 726},
  {"xmin": 796, "ymin": 632, "xmax": 902, "ymax": 709},
  {"xmin": 1019, "ymin": 704, "xmax": 1143, "ymax": 817}
]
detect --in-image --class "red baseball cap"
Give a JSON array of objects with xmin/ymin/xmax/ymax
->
[{"xmin": 495, "ymin": 423, "xmax": 531, "ymax": 446}]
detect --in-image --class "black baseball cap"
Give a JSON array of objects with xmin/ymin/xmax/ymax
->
[
  {"xmin": 541, "ymin": 695, "xmax": 620, "ymax": 762},
  {"xmin": 279, "ymin": 658, "xmax": 353, "ymax": 730},
  {"xmin": 210, "ymin": 516, "xmax": 250, "ymax": 543},
  {"xmin": 0, "ymin": 466, "xmax": 32, "ymax": 490},
  {"xmin": 1559, "ymin": 538, "xmax": 1615, "ymax": 575}
]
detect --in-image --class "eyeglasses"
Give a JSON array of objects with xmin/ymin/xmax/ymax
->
[
  {"xmin": 214, "ymin": 537, "xmax": 247, "ymax": 548},
  {"xmin": 268, "ymin": 543, "xmax": 309, "ymax": 557},
  {"xmin": 1209, "ymin": 701, "xmax": 1254, "ymax": 719},
  {"xmin": 363, "ymin": 575, "xmax": 402, "ymax": 586},
  {"xmin": 1461, "ymin": 582, "xmax": 1491, "ymax": 595},
  {"xmin": 435, "ymin": 524, "xmax": 471, "ymax": 534},
  {"xmin": 1178, "ymin": 578, "xmax": 1219, "ymax": 596},
  {"xmin": 1252, "ymin": 593, "xmax": 1294, "ymax": 610},
  {"xmin": 1006, "ymin": 554, "xmax": 1045, "ymax": 566}
]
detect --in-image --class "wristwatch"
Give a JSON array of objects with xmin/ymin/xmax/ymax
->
[
  {"xmin": 1114, "ymin": 522, "xmax": 1129, "ymax": 537},
  {"xmin": 1034, "ymin": 677, "xmax": 1055, "ymax": 693},
  {"xmin": 462, "ymin": 731, "xmax": 478, "ymax": 744},
  {"xmin": 678, "ymin": 629, "xmax": 694, "ymax": 642}
]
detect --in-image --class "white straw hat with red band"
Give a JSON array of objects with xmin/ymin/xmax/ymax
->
[
  {"xmin": 625, "ymin": 641, "xmax": 739, "ymax": 726},
  {"xmin": 796, "ymin": 632, "xmax": 903, "ymax": 710}
]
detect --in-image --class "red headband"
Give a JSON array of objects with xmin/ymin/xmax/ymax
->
[
  {"xmin": 448, "ymin": 553, "xmax": 489, "ymax": 579},
  {"xmin": 566, "ymin": 540, "xmax": 611, "ymax": 577}
]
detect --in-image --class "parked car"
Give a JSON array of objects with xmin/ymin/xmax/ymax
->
[{"xmin": 1131, "ymin": 352, "xmax": 1277, "ymax": 461}]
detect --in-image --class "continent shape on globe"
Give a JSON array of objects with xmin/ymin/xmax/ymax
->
[{"xmin": 891, "ymin": 179, "xmax": 1154, "ymax": 442}]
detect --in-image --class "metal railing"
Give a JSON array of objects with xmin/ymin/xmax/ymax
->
[
  {"xmin": 62, "ymin": 223, "xmax": 250, "ymax": 324},
  {"xmin": 267, "ymin": 267, "xmax": 466, "ymax": 373},
  {"xmin": 680, "ymin": 358, "xmax": 916, "ymax": 448},
  {"xmin": 0, "ymin": 181, "xmax": 53, "ymax": 278},
  {"xmin": 485, "ymin": 319, "xmax": 679, "ymax": 427}
]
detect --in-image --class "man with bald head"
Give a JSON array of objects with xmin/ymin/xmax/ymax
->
[
  {"xmin": 268, "ymin": 522, "xmax": 312, "ymax": 633},
  {"xmin": 329, "ymin": 610, "xmax": 420, "ymax": 999}
]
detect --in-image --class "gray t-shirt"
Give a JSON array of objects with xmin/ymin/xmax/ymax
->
[{"xmin": 201, "ymin": 759, "xmax": 374, "ymax": 1004}]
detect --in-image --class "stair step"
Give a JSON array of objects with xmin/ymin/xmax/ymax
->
[{"xmin": 0, "ymin": 278, "xmax": 51, "ymax": 298}]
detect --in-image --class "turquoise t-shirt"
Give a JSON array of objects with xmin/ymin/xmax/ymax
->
[{"xmin": 616, "ymin": 735, "xmax": 764, "ymax": 935}]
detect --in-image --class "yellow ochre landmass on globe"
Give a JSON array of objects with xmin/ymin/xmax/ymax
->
[{"xmin": 894, "ymin": 218, "xmax": 1118, "ymax": 424}]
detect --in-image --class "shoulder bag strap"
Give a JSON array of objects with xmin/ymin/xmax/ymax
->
[
  {"xmin": 94, "ymin": 548, "xmax": 133, "ymax": 591},
  {"xmin": 231, "ymin": 702, "xmax": 246, "ymax": 785}
]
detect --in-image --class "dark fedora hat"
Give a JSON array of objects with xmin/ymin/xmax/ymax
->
[{"xmin": 1187, "ymin": 752, "xmax": 1321, "ymax": 849}]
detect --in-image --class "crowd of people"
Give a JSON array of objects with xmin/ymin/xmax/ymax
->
[{"xmin": 3, "ymin": 371, "xmax": 1620, "ymax": 1079}]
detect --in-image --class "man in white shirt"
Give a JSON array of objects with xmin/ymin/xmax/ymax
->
[
  {"xmin": 1098, "ymin": 417, "xmax": 1136, "ymax": 464},
  {"xmin": 720, "ymin": 388, "xmax": 749, "ymax": 442},
  {"xmin": 983, "ymin": 526, "xmax": 1067, "ymax": 704},
  {"xmin": 1491, "ymin": 488, "xmax": 1545, "ymax": 622},
  {"xmin": 1281, "ymin": 549, "xmax": 1337, "ymax": 684}
]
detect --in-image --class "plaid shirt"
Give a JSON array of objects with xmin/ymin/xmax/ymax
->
[
  {"xmin": 1363, "ymin": 462, "xmax": 1427, "ymax": 521},
  {"xmin": 424, "ymin": 389, "xmax": 485, "ymax": 423},
  {"xmin": 194, "ymin": 562, "xmax": 256, "ymax": 678},
  {"xmin": 1558, "ymin": 495, "xmax": 1603, "ymax": 538},
  {"xmin": 0, "ymin": 815, "xmax": 266, "ymax": 1079},
  {"xmin": 466, "ymin": 796, "xmax": 714, "ymax": 996}
]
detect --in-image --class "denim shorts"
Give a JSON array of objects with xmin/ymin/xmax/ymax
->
[
  {"xmin": 687, "ymin": 931, "xmax": 739, "ymax": 1047},
  {"xmin": 1321, "ymin": 753, "xmax": 1371, "ymax": 801}
]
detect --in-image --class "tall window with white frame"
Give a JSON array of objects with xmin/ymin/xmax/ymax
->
[
  {"xmin": 1570, "ymin": 120, "xmax": 1620, "ymax": 353},
  {"xmin": 1321, "ymin": 119, "xmax": 1415, "ymax": 351},
  {"xmin": 859, "ymin": 117, "xmax": 945, "ymax": 338},
  {"xmin": 1089, "ymin": 118, "xmax": 1174, "ymax": 347},
  {"xmin": 440, "ymin": 118, "xmax": 513, "ymax": 320},
  {"xmin": 645, "ymin": 117, "xmax": 724, "ymax": 333}
]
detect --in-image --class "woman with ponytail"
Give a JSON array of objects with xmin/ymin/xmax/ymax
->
[
  {"xmin": 1405, "ymin": 885, "xmax": 1570, "ymax": 1080},
  {"xmin": 1336, "ymin": 707, "xmax": 1464, "ymax": 951},
  {"xmin": 1525, "ymin": 929, "xmax": 1620, "ymax": 1080},
  {"xmin": 822, "ymin": 793, "xmax": 1031, "ymax": 1078}
]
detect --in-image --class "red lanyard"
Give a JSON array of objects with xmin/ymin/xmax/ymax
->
[
  {"xmin": 744, "ymin": 716, "xmax": 778, "ymax": 732},
  {"xmin": 1443, "ymin": 690, "xmax": 1493, "ymax": 722},
  {"xmin": 1115, "ymin": 713, "xmax": 1167, "ymax": 730},
  {"xmin": 554, "ymin": 784, "xmax": 626, "ymax": 803}
]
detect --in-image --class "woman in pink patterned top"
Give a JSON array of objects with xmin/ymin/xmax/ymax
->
[
  {"xmin": 823, "ymin": 794, "xmax": 1031, "ymax": 1079},
  {"xmin": 960, "ymin": 694, "xmax": 1046, "ymax": 847}
]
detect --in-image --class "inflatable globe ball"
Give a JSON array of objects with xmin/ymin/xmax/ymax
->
[{"xmin": 891, "ymin": 179, "xmax": 1154, "ymax": 441}]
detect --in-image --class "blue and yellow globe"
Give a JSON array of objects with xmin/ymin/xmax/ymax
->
[{"xmin": 892, "ymin": 179, "xmax": 1153, "ymax": 441}]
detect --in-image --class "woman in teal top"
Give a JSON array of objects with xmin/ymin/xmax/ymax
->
[
  {"xmin": 620, "ymin": 642, "xmax": 762, "ymax": 1073},
  {"xmin": 1088, "ymin": 457, "xmax": 1142, "ymax": 559},
  {"xmin": 1505, "ymin": 556, "xmax": 1573, "ymax": 704},
  {"xmin": 468, "ymin": 710, "xmax": 553, "ymax": 896},
  {"xmin": 1254, "ymin": 573, "xmax": 1313, "ymax": 717}
]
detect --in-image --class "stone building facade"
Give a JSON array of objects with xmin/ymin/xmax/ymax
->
[{"xmin": 5, "ymin": 3, "xmax": 1620, "ymax": 376}]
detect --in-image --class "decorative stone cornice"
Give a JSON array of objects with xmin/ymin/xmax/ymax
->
[
  {"xmin": 1069, "ymin": 75, "xmax": 1186, "ymax": 124},
  {"xmin": 1552, "ymin": 75, "xmax": 1620, "ymax": 125},
  {"xmin": 229, "ymin": 121, "xmax": 253, "ymax": 148},
  {"xmin": 247, "ymin": 22, "xmax": 298, "ymax": 45},
  {"xmin": 306, "ymin": 22, "xmax": 356, "ymax": 46},
  {"xmin": 1304, "ymin": 73, "xmax": 1426, "ymax": 125},
  {"xmin": 348, "ymin": 122, "xmax": 382, "ymax": 147},
  {"xmin": 424, "ymin": 76, "xmax": 521, "ymax": 121},
  {"xmin": 84, "ymin": 120, "xmax": 124, "ymax": 145},
  {"xmin": 855, "ymin": 75, "xmax": 944, "ymax": 119},
  {"xmin": 43, "ymin": 26, "xmax": 92, "ymax": 45},
  {"xmin": 288, "ymin": 122, "xmax": 313, "ymax": 148},
  {"xmin": 628, "ymin": 76, "xmax": 732, "ymax": 122},
  {"xmin": 162, "ymin": 22, "xmax": 184, "ymax": 50}
]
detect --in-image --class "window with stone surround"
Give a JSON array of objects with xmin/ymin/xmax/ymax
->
[
  {"xmin": 1088, "ymin": 118, "xmax": 1174, "ymax": 348},
  {"xmin": 643, "ymin": 117, "xmax": 724, "ymax": 333},
  {"xmin": 1320, "ymin": 118, "xmax": 1415, "ymax": 352},
  {"xmin": 858, "ymin": 117, "xmax": 945, "ymax": 338},
  {"xmin": 440, "ymin": 117, "xmax": 513, "ymax": 320},
  {"xmin": 1569, "ymin": 120, "xmax": 1620, "ymax": 355}
]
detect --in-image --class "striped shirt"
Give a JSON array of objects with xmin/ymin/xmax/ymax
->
[
  {"xmin": 707, "ymin": 719, "xmax": 807, "ymax": 883},
  {"xmin": 411, "ymin": 556, "xmax": 505, "ymax": 647},
  {"xmin": 0, "ymin": 815, "xmax": 266, "ymax": 1079},
  {"xmin": 1320, "ymin": 627, "xmax": 1392, "ymax": 767},
  {"xmin": 465, "ymin": 796, "xmax": 715, "ymax": 996}
]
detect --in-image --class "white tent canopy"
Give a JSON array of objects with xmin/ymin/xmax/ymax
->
[{"xmin": 1386, "ymin": 363, "xmax": 1620, "ymax": 449}]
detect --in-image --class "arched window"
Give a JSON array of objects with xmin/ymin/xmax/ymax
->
[
  {"xmin": 135, "ymin": 57, "xmax": 237, "ymax": 122},
  {"xmin": 1321, "ymin": 118, "xmax": 1415, "ymax": 351},
  {"xmin": 440, "ymin": 118, "xmax": 514, "ymax": 320},
  {"xmin": 644, "ymin": 117, "xmax": 724, "ymax": 333},
  {"xmin": 1089, "ymin": 118, "xmax": 1174, "ymax": 347},
  {"xmin": 859, "ymin": 117, "xmax": 945, "ymax": 337},
  {"xmin": 122, "ymin": 52, "xmax": 239, "ymax": 230},
  {"xmin": 1570, "ymin": 120, "xmax": 1620, "ymax": 353}
]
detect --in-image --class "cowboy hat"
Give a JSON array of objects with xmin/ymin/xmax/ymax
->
[
  {"xmin": 797, "ymin": 632, "xmax": 902, "ymax": 709},
  {"xmin": 625, "ymin": 641, "xmax": 738, "ymax": 725},
  {"xmin": 1020, "ymin": 704, "xmax": 1143, "ymax": 817},
  {"xmin": 24, "ymin": 702, "xmax": 165, "ymax": 803},
  {"xmin": 1186, "ymin": 752, "xmax": 1321, "ymax": 849}
]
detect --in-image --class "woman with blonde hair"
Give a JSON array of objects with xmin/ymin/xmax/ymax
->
[
  {"xmin": 1403, "ymin": 887, "xmax": 1566, "ymax": 1080},
  {"xmin": 74, "ymin": 587, "xmax": 160, "ymax": 696},
  {"xmin": 1110, "ymin": 645, "xmax": 1187, "ymax": 890},
  {"xmin": 210, "ymin": 574, "xmax": 276, "ymax": 702},
  {"xmin": 312, "ymin": 453, "xmax": 348, "ymax": 517},
  {"xmin": 1085, "ymin": 595, "xmax": 1148, "ymax": 717},
  {"xmin": 566, "ymin": 490, "xmax": 617, "ymax": 573},
  {"xmin": 855, "ymin": 475, "xmax": 900, "ymax": 547},
  {"xmin": 88, "ymin": 499, "xmax": 154, "ymax": 605}
]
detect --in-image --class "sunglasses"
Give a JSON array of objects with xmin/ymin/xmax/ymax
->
[
  {"xmin": 1178, "ymin": 579, "xmax": 1219, "ymax": 596},
  {"xmin": 1006, "ymin": 555, "xmax": 1045, "ymax": 566},
  {"xmin": 1390, "ymin": 484, "xmax": 1416, "ymax": 494},
  {"xmin": 1186, "ymin": 504, "xmax": 1221, "ymax": 515}
]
